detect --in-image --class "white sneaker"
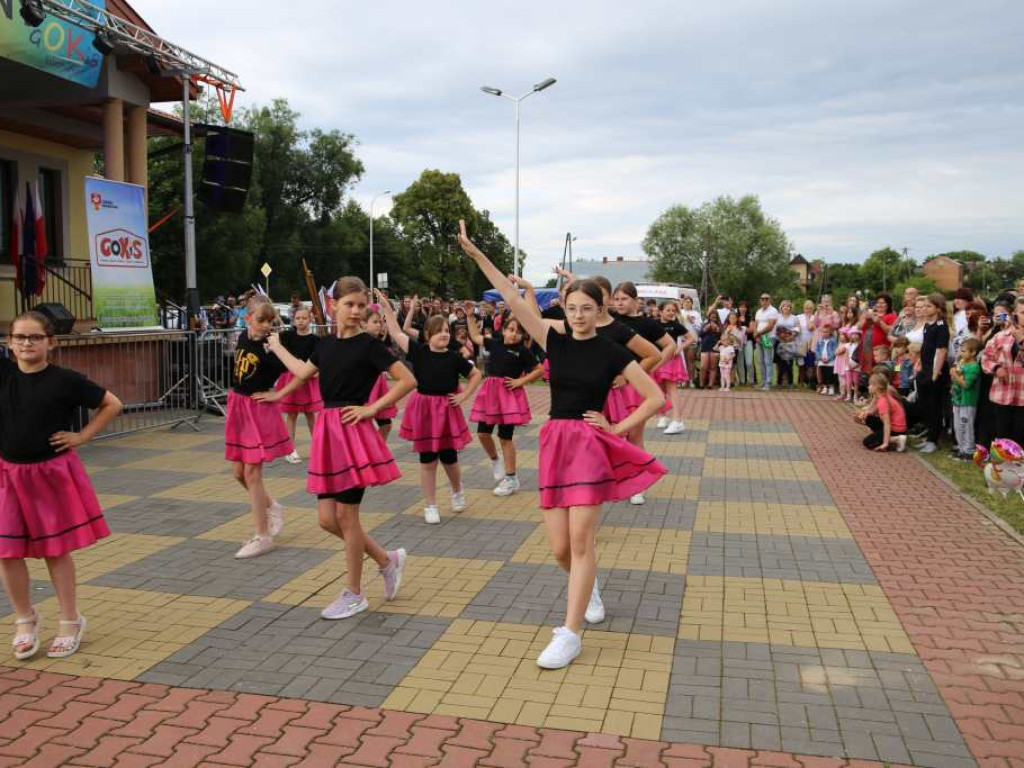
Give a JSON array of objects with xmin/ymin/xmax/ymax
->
[
  {"xmin": 268, "ymin": 501, "xmax": 285, "ymax": 538},
  {"xmin": 235, "ymin": 534, "xmax": 273, "ymax": 559},
  {"xmin": 827, "ymin": 386, "xmax": 835, "ymax": 396},
  {"xmin": 451, "ymin": 490, "xmax": 468, "ymax": 513},
  {"xmin": 493, "ymin": 475, "xmax": 520, "ymax": 497},
  {"xmin": 629, "ymin": 493, "xmax": 645, "ymax": 505},
  {"xmin": 490, "ymin": 458, "xmax": 504, "ymax": 482},
  {"xmin": 424, "ymin": 505, "xmax": 441, "ymax": 524},
  {"xmin": 917, "ymin": 441, "xmax": 937, "ymax": 454},
  {"xmin": 585, "ymin": 582, "xmax": 605, "ymax": 624},
  {"xmin": 656, "ymin": 416, "xmax": 670, "ymax": 429},
  {"xmin": 893, "ymin": 435, "xmax": 908, "ymax": 453},
  {"xmin": 284, "ymin": 450, "xmax": 301, "ymax": 465},
  {"xmin": 536, "ymin": 626, "xmax": 582, "ymax": 670},
  {"xmin": 663, "ymin": 421, "xmax": 685, "ymax": 435}
]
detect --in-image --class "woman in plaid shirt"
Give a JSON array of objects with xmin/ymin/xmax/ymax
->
[{"xmin": 981, "ymin": 297, "xmax": 1024, "ymax": 444}]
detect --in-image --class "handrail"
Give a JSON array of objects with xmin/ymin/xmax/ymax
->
[{"xmin": 21, "ymin": 255, "xmax": 93, "ymax": 302}]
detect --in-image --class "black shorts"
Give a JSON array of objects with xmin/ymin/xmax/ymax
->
[
  {"xmin": 375, "ymin": 418, "xmax": 392, "ymax": 426},
  {"xmin": 317, "ymin": 487, "xmax": 366, "ymax": 505},
  {"xmin": 419, "ymin": 449, "xmax": 458, "ymax": 465},
  {"xmin": 477, "ymin": 422, "xmax": 515, "ymax": 440}
]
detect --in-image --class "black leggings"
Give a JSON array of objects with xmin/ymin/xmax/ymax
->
[
  {"xmin": 477, "ymin": 422, "xmax": 515, "ymax": 440},
  {"xmin": 375, "ymin": 418, "xmax": 392, "ymax": 426},
  {"xmin": 863, "ymin": 414, "xmax": 905, "ymax": 450},
  {"xmin": 419, "ymin": 449, "xmax": 458, "ymax": 465},
  {"xmin": 317, "ymin": 487, "xmax": 366, "ymax": 504}
]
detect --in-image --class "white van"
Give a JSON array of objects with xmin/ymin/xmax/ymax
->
[{"xmin": 636, "ymin": 283, "xmax": 701, "ymax": 316}]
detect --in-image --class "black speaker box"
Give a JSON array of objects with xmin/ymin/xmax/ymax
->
[
  {"xmin": 33, "ymin": 302, "xmax": 75, "ymax": 335},
  {"xmin": 201, "ymin": 125, "xmax": 254, "ymax": 214}
]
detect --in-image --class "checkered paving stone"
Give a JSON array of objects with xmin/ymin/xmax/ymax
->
[
  {"xmin": 686, "ymin": 532, "xmax": 876, "ymax": 583},
  {"xmin": 462, "ymin": 563, "xmax": 685, "ymax": 637},
  {"xmin": 139, "ymin": 604, "xmax": 450, "ymax": 706},
  {"xmin": 0, "ymin": 390, "xmax": 992, "ymax": 767},
  {"xmin": 88, "ymin": 538, "xmax": 333, "ymax": 601}
]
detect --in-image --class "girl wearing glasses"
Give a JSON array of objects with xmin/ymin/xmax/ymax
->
[{"xmin": 0, "ymin": 312, "xmax": 124, "ymax": 660}]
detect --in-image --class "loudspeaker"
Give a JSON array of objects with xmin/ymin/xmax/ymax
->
[
  {"xmin": 33, "ymin": 302, "xmax": 75, "ymax": 336},
  {"xmin": 200, "ymin": 125, "xmax": 254, "ymax": 214}
]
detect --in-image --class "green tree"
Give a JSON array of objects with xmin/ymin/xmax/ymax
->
[
  {"xmin": 642, "ymin": 195, "xmax": 795, "ymax": 303},
  {"xmin": 858, "ymin": 248, "xmax": 916, "ymax": 296}
]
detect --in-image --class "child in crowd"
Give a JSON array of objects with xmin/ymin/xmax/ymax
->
[
  {"xmin": 815, "ymin": 324, "xmax": 837, "ymax": 395},
  {"xmin": 276, "ymin": 306, "xmax": 322, "ymax": 464},
  {"xmin": 903, "ymin": 343, "xmax": 922, "ymax": 399},
  {"xmin": 833, "ymin": 326, "xmax": 855, "ymax": 401},
  {"xmin": 856, "ymin": 372, "xmax": 908, "ymax": 452},
  {"xmin": 891, "ymin": 338, "xmax": 911, "ymax": 396},
  {"xmin": 950, "ymin": 337, "xmax": 982, "ymax": 460},
  {"xmin": 0, "ymin": 312, "xmax": 124, "ymax": 659},
  {"xmin": 718, "ymin": 336, "xmax": 736, "ymax": 391},
  {"xmin": 364, "ymin": 308, "xmax": 399, "ymax": 441},
  {"xmin": 872, "ymin": 345, "xmax": 895, "ymax": 383}
]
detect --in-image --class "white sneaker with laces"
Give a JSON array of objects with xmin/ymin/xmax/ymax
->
[
  {"xmin": 490, "ymin": 458, "xmax": 504, "ymax": 482},
  {"xmin": 451, "ymin": 490, "xmax": 468, "ymax": 513},
  {"xmin": 235, "ymin": 534, "xmax": 274, "ymax": 559},
  {"xmin": 630, "ymin": 493, "xmax": 646, "ymax": 506},
  {"xmin": 585, "ymin": 582, "xmax": 605, "ymax": 624},
  {"xmin": 663, "ymin": 421, "xmax": 685, "ymax": 435},
  {"xmin": 424, "ymin": 505, "xmax": 441, "ymax": 524},
  {"xmin": 493, "ymin": 475, "xmax": 520, "ymax": 497},
  {"xmin": 656, "ymin": 416, "xmax": 670, "ymax": 429},
  {"xmin": 285, "ymin": 450, "xmax": 301, "ymax": 465},
  {"xmin": 268, "ymin": 501, "xmax": 285, "ymax": 538},
  {"xmin": 893, "ymin": 435, "xmax": 908, "ymax": 453},
  {"xmin": 536, "ymin": 626, "xmax": 582, "ymax": 669},
  {"xmin": 827, "ymin": 386, "xmax": 835, "ymax": 395}
]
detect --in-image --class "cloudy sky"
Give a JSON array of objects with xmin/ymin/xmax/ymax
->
[{"xmin": 145, "ymin": 0, "xmax": 1024, "ymax": 283}]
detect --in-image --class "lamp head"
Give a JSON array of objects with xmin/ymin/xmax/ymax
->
[
  {"xmin": 533, "ymin": 77, "xmax": 557, "ymax": 92},
  {"xmin": 19, "ymin": 0, "xmax": 45, "ymax": 27},
  {"xmin": 480, "ymin": 86, "xmax": 503, "ymax": 97},
  {"xmin": 92, "ymin": 30, "xmax": 115, "ymax": 56}
]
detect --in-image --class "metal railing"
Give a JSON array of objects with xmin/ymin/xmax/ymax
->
[{"xmin": 14, "ymin": 256, "xmax": 94, "ymax": 324}]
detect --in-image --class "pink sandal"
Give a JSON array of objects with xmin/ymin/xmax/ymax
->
[
  {"xmin": 47, "ymin": 615, "xmax": 86, "ymax": 659},
  {"xmin": 12, "ymin": 611, "xmax": 41, "ymax": 660}
]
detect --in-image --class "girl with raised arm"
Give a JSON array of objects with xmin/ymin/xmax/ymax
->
[
  {"xmin": 465, "ymin": 301, "xmax": 544, "ymax": 495},
  {"xmin": 376, "ymin": 289, "xmax": 483, "ymax": 524},
  {"xmin": 267, "ymin": 277, "xmax": 415, "ymax": 620},
  {"xmin": 459, "ymin": 221, "xmax": 666, "ymax": 670}
]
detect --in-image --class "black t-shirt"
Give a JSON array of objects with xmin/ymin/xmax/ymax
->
[
  {"xmin": 920, "ymin": 320, "xmax": 951, "ymax": 377},
  {"xmin": 485, "ymin": 337, "xmax": 538, "ymax": 379},
  {"xmin": 542, "ymin": 305, "xmax": 566, "ymax": 320},
  {"xmin": 700, "ymin": 322, "xmax": 721, "ymax": 353},
  {"xmin": 0, "ymin": 358, "xmax": 106, "ymax": 463},
  {"xmin": 407, "ymin": 341, "xmax": 474, "ymax": 395},
  {"xmin": 616, "ymin": 313, "xmax": 667, "ymax": 360},
  {"xmin": 593, "ymin": 318, "xmax": 637, "ymax": 349},
  {"xmin": 233, "ymin": 331, "xmax": 287, "ymax": 394},
  {"xmin": 546, "ymin": 327, "xmax": 634, "ymax": 419},
  {"xmin": 310, "ymin": 333, "xmax": 396, "ymax": 407},
  {"xmin": 282, "ymin": 330, "xmax": 318, "ymax": 362},
  {"xmin": 659, "ymin": 320, "xmax": 687, "ymax": 340}
]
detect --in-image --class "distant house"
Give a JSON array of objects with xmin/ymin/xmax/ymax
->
[
  {"xmin": 574, "ymin": 257, "xmax": 651, "ymax": 285},
  {"xmin": 922, "ymin": 256, "xmax": 964, "ymax": 293},
  {"xmin": 789, "ymin": 254, "xmax": 821, "ymax": 294}
]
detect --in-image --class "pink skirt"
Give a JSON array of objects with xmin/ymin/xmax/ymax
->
[
  {"xmin": 538, "ymin": 420, "xmax": 667, "ymax": 509},
  {"xmin": 654, "ymin": 355, "xmax": 689, "ymax": 384},
  {"xmin": 603, "ymin": 383, "xmax": 645, "ymax": 423},
  {"xmin": 307, "ymin": 409, "xmax": 402, "ymax": 494},
  {"xmin": 369, "ymin": 373, "xmax": 398, "ymax": 420},
  {"xmin": 225, "ymin": 390, "xmax": 294, "ymax": 464},
  {"xmin": 469, "ymin": 377, "xmax": 532, "ymax": 426},
  {"xmin": 0, "ymin": 453, "xmax": 110, "ymax": 558},
  {"xmin": 542, "ymin": 359, "xmax": 550, "ymax": 381},
  {"xmin": 399, "ymin": 392, "xmax": 472, "ymax": 453},
  {"xmin": 275, "ymin": 372, "xmax": 323, "ymax": 414}
]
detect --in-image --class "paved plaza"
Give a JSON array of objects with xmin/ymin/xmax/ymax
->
[{"xmin": 0, "ymin": 389, "xmax": 1020, "ymax": 767}]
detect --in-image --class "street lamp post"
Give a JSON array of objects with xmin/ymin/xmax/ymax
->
[
  {"xmin": 480, "ymin": 77, "xmax": 556, "ymax": 277},
  {"xmin": 369, "ymin": 191, "xmax": 391, "ymax": 293}
]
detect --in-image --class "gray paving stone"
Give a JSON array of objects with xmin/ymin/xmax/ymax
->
[
  {"xmin": 89, "ymin": 467, "xmax": 207, "ymax": 496},
  {"xmin": 600, "ymin": 499, "xmax": 697, "ymax": 530},
  {"xmin": 101, "ymin": 497, "xmax": 253, "ymax": 538},
  {"xmin": 369, "ymin": 514, "xmax": 538, "ymax": 560},
  {"xmin": 89, "ymin": 538, "xmax": 332, "ymax": 599},
  {"xmin": 697, "ymin": 477, "xmax": 835, "ymax": 505},
  {"xmin": 704, "ymin": 442, "xmax": 811, "ymax": 461}
]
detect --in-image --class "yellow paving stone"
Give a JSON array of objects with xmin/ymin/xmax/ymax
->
[
  {"xmin": 702, "ymin": 457, "xmax": 821, "ymax": 482},
  {"xmin": 6, "ymin": 586, "xmax": 249, "ymax": 678},
  {"xmin": 105, "ymin": 431, "xmax": 222, "ymax": 451},
  {"xmin": 694, "ymin": 501, "xmax": 852, "ymax": 538},
  {"xmin": 96, "ymin": 493, "xmax": 138, "ymax": 510},
  {"xmin": 678, "ymin": 575, "xmax": 913, "ymax": 652},
  {"xmin": 199, "ymin": 509, "xmax": 392, "ymax": 549},
  {"xmin": 27, "ymin": 533, "xmax": 183, "ymax": 583},
  {"xmin": 707, "ymin": 430, "xmax": 804, "ymax": 446},
  {"xmin": 264, "ymin": 555, "xmax": 502, "ymax": 617},
  {"xmin": 642, "ymin": 440, "xmax": 707, "ymax": 459},
  {"xmin": 154, "ymin": 473, "xmax": 306, "ymax": 503},
  {"xmin": 383, "ymin": 620, "xmax": 673, "ymax": 738},
  {"xmin": 512, "ymin": 525, "xmax": 689, "ymax": 574},
  {"xmin": 122, "ymin": 450, "xmax": 227, "ymax": 474}
]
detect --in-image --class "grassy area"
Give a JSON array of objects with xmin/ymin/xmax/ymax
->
[{"xmin": 920, "ymin": 450, "xmax": 1024, "ymax": 536}]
